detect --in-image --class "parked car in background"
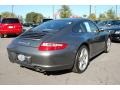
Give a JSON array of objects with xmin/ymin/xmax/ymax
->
[
  {"xmin": 22, "ymin": 23, "xmax": 33, "ymax": 32},
  {"xmin": 42, "ymin": 19, "xmax": 53, "ymax": 22},
  {"xmin": 93, "ymin": 20, "xmax": 100, "ymax": 24},
  {"xmin": 7, "ymin": 18, "xmax": 111, "ymax": 74},
  {"xmin": 0, "ymin": 18, "xmax": 23, "ymax": 38},
  {"xmin": 97, "ymin": 20, "xmax": 120, "ymax": 42},
  {"xmin": 23, "ymin": 23, "xmax": 39, "ymax": 32},
  {"xmin": 32, "ymin": 24, "xmax": 39, "ymax": 28}
]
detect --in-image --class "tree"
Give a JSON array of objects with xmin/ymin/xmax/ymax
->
[
  {"xmin": 98, "ymin": 13, "xmax": 106, "ymax": 20},
  {"xmin": 59, "ymin": 5, "xmax": 72, "ymax": 18},
  {"xmin": 115, "ymin": 17, "xmax": 120, "ymax": 20},
  {"xmin": 98, "ymin": 9, "xmax": 118, "ymax": 20},
  {"xmin": 83, "ymin": 14, "xmax": 87, "ymax": 18},
  {"xmin": 88, "ymin": 13, "xmax": 96, "ymax": 20},
  {"xmin": 25, "ymin": 12, "xmax": 43, "ymax": 24},
  {"xmin": 106, "ymin": 9, "xmax": 116, "ymax": 20},
  {"xmin": 1, "ymin": 12, "xmax": 16, "ymax": 18},
  {"xmin": 0, "ymin": 14, "xmax": 1, "ymax": 18}
]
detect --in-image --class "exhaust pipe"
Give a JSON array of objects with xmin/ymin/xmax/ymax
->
[{"xmin": 34, "ymin": 66, "xmax": 45, "ymax": 73}]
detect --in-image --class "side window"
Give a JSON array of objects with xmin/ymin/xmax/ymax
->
[
  {"xmin": 73, "ymin": 23, "xmax": 83, "ymax": 33},
  {"xmin": 83, "ymin": 21, "xmax": 98, "ymax": 32}
]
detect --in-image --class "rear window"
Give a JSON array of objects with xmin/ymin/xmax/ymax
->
[
  {"xmin": 2, "ymin": 18, "xmax": 20, "ymax": 24},
  {"xmin": 32, "ymin": 20, "xmax": 73, "ymax": 31}
]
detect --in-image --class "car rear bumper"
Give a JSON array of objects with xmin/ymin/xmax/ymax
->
[
  {"xmin": 7, "ymin": 44, "xmax": 75, "ymax": 71},
  {"xmin": 0, "ymin": 29, "xmax": 22, "ymax": 35},
  {"xmin": 13, "ymin": 59, "xmax": 72, "ymax": 71}
]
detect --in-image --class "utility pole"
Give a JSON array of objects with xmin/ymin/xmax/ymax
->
[
  {"xmin": 11, "ymin": 5, "xmax": 14, "ymax": 17},
  {"xmin": 89, "ymin": 5, "xmax": 92, "ymax": 16},
  {"xmin": 94, "ymin": 5, "xmax": 96, "ymax": 15},
  {"xmin": 116, "ymin": 5, "xmax": 118, "ymax": 18}
]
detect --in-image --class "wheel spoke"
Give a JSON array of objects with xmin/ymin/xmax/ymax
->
[{"xmin": 78, "ymin": 47, "xmax": 88, "ymax": 71}]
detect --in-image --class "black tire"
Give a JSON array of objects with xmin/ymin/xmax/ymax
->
[
  {"xmin": 0, "ymin": 34, "xmax": 4, "ymax": 38},
  {"xmin": 72, "ymin": 45, "xmax": 89, "ymax": 73},
  {"xmin": 104, "ymin": 37, "xmax": 111, "ymax": 53},
  {"xmin": 20, "ymin": 65, "xmax": 25, "ymax": 68},
  {"xmin": 4, "ymin": 34, "xmax": 7, "ymax": 38}
]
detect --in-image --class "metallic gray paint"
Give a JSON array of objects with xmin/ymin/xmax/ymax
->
[{"xmin": 7, "ymin": 18, "xmax": 109, "ymax": 71}]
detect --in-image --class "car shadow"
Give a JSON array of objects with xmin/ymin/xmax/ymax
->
[
  {"xmin": 6, "ymin": 35, "xmax": 17, "ymax": 38},
  {"xmin": 22, "ymin": 66, "xmax": 71, "ymax": 76},
  {"xmin": 44, "ymin": 70, "xmax": 72, "ymax": 76},
  {"xmin": 1, "ymin": 35, "xmax": 17, "ymax": 38},
  {"xmin": 111, "ymin": 41, "xmax": 120, "ymax": 43}
]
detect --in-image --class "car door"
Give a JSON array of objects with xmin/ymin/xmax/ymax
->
[{"xmin": 82, "ymin": 20, "xmax": 105, "ymax": 56}]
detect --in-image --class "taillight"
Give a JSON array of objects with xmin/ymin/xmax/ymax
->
[{"xmin": 38, "ymin": 42, "xmax": 68, "ymax": 51}]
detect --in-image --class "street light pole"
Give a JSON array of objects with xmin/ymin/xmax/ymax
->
[
  {"xmin": 52, "ymin": 5, "xmax": 54, "ymax": 19},
  {"xmin": 89, "ymin": 5, "xmax": 92, "ymax": 15}
]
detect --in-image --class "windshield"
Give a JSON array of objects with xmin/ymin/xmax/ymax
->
[
  {"xmin": 97, "ymin": 21, "xmax": 107, "ymax": 26},
  {"xmin": 2, "ymin": 18, "xmax": 20, "ymax": 24},
  {"xmin": 32, "ymin": 20, "xmax": 73, "ymax": 31}
]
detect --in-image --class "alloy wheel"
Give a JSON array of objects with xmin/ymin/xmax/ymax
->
[
  {"xmin": 107, "ymin": 38, "xmax": 111, "ymax": 52},
  {"xmin": 78, "ymin": 47, "xmax": 89, "ymax": 71}
]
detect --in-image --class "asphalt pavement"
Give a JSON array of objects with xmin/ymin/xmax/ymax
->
[{"xmin": 0, "ymin": 38, "xmax": 120, "ymax": 85}]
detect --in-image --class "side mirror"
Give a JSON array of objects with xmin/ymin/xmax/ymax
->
[{"xmin": 99, "ymin": 28, "xmax": 105, "ymax": 32}]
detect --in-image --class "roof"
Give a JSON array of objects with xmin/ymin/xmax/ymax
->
[{"xmin": 54, "ymin": 18, "xmax": 89, "ymax": 22}]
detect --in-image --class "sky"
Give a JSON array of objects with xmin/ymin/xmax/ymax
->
[{"xmin": 0, "ymin": 5, "xmax": 119, "ymax": 19}]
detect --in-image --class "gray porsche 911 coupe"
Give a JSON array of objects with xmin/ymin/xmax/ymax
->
[{"xmin": 7, "ymin": 18, "xmax": 111, "ymax": 73}]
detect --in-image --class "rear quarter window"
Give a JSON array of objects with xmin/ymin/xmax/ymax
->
[
  {"xmin": 72, "ymin": 22, "xmax": 86, "ymax": 33},
  {"xmin": 2, "ymin": 18, "xmax": 20, "ymax": 24}
]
